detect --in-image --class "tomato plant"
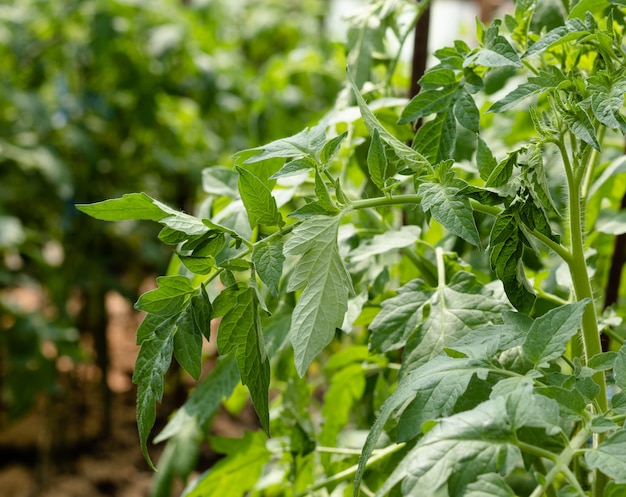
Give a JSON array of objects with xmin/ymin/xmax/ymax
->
[{"xmin": 80, "ymin": 0, "xmax": 626, "ymax": 495}]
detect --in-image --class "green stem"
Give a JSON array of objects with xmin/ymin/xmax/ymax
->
[
  {"xmin": 529, "ymin": 426, "xmax": 591, "ymax": 497},
  {"xmin": 529, "ymin": 228, "xmax": 573, "ymax": 264},
  {"xmin": 532, "ymin": 457, "xmax": 558, "ymax": 497},
  {"xmin": 296, "ymin": 443, "xmax": 405, "ymax": 497},
  {"xmin": 517, "ymin": 441, "xmax": 558, "ymax": 462},
  {"xmin": 559, "ymin": 138, "xmax": 607, "ymax": 412},
  {"xmin": 348, "ymin": 194, "xmax": 422, "ymax": 211}
]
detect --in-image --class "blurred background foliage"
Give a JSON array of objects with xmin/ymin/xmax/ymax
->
[{"xmin": 0, "ymin": 0, "xmax": 345, "ymax": 432}]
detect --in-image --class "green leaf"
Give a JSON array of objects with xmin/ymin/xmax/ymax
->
[
  {"xmin": 585, "ymin": 429, "xmax": 626, "ymax": 483},
  {"xmin": 396, "ymin": 357, "xmax": 492, "ymax": 442},
  {"xmin": 133, "ymin": 334, "xmax": 174, "ymax": 470},
  {"xmin": 614, "ymin": 344, "xmax": 626, "ymax": 391},
  {"xmin": 284, "ymin": 216, "xmax": 353, "ymax": 376},
  {"xmin": 419, "ymin": 176, "xmax": 481, "ymax": 247},
  {"xmin": 319, "ymin": 362, "xmax": 366, "ymax": 467},
  {"xmin": 522, "ymin": 18, "xmax": 588, "ymax": 58},
  {"xmin": 464, "ymin": 21, "xmax": 522, "ymax": 68},
  {"xmin": 588, "ymin": 351, "xmax": 617, "ymax": 371},
  {"xmin": 562, "ymin": 108, "xmax": 601, "ymax": 151},
  {"xmin": 269, "ymin": 158, "xmax": 316, "ymax": 179},
  {"xmin": 418, "ymin": 68, "xmax": 457, "ymax": 88},
  {"xmin": 347, "ymin": 69, "xmax": 429, "ymax": 171},
  {"xmin": 236, "ymin": 166, "xmax": 284, "ymax": 228},
  {"xmin": 320, "ymin": 131, "xmax": 348, "ymax": 165},
  {"xmin": 476, "ymin": 136, "xmax": 497, "ymax": 181},
  {"xmin": 398, "ymin": 85, "xmax": 458, "ymax": 124},
  {"xmin": 401, "ymin": 272, "xmax": 509, "ymax": 372},
  {"xmin": 182, "ymin": 431, "xmax": 270, "ymax": 497},
  {"xmin": 349, "ymin": 226, "xmax": 420, "ymax": 263},
  {"xmin": 588, "ymin": 73, "xmax": 626, "ymax": 132},
  {"xmin": 489, "ymin": 211, "xmax": 536, "ymax": 313},
  {"xmin": 314, "ymin": 170, "xmax": 339, "ymax": 213},
  {"xmin": 412, "ymin": 110, "xmax": 457, "ymax": 164},
  {"xmin": 135, "ymin": 276, "xmax": 195, "ymax": 316},
  {"xmin": 454, "ymin": 89, "xmax": 480, "ymax": 133},
  {"xmin": 178, "ymin": 255, "xmax": 216, "ymax": 275},
  {"xmin": 367, "ymin": 129, "xmax": 388, "ymax": 191},
  {"xmin": 240, "ymin": 125, "xmax": 326, "ymax": 163},
  {"xmin": 486, "ymin": 151, "xmax": 517, "ymax": 188},
  {"xmin": 464, "ymin": 473, "xmax": 517, "ymax": 497},
  {"xmin": 376, "ymin": 394, "xmax": 522, "ymax": 496},
  {"xmin": 522, "ymin": 300, "xmax": 588, "ymax": 367},
  {"xmin": 369, "ymin": 278, "xmax": 433, "ymax": 353},
  {"xmin": 214, "ymin": 286, "xmax": 270, "ymax": 433},
  {"xmin": 488, "ymin": 83, "xmax": 541, "ymax": 113},
  {"xmin": 568, "ymin": 0, "xmax": 610, "ymax": 19},
  {"xmin": 252, "ymin": 238, "xmax": 285, "ymax": 297},
  {"xmin": 376, "ymin": 387, "xmax": 559, "ymax": 496},
  {"xmin": 202, "ymin": 167, "xmax": 240, "ymax": 198},
  {"xmin": 174, "ymin": 307, "xmax": 204, "ymax": 380},
  {"xmin": 76, "ymin": 192, "xmax": 177, "ymax": 221},
  {"xmin": 354, "ymin": 355, "xmax": 491, "ymax": 493}
]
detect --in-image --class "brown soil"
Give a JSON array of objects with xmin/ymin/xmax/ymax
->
[{"xmin": 0, "ymin": 289, "xmax": 254, "ymax": 497}]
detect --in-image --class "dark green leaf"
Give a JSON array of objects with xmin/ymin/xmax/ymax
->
[
  {"xmin": 398, "ymin": 85, "xmax": 458, "ymax": 124},
  {"xmin": 588, "ymin": 73, "xmax": 626, "ymax": 132},
  {"xmin": 375, "ymin": 393, "xmax": 524, "ymax": 496},
  {"xmin": 522, "ymin": 300, "xmax": 587, "ymax": 366},
  {"xmin": 174, "ymin": 310, "xmax": 203, "ymax": 380},
  {"xmin": 269, "ymin": 158, "xmax": 316, "ymax": 179},
  {"xmin": 412, "ymin": 110, "xmax": 457, "ymax": 164},
  {"xmin": 369, "ymin": 278, "xmax": 433, "ymax": 353},
  {"xmin": 614, "ymin": 344, "xmax": 626, "ymax": 391},
  {"xmin": 134, "ymin": 334, "xmax": 174, "ymax": 469},
  {"xmin": 476, "ymin": 136, "xmax": 497, "ymax": 181},
  {"xmin": 314, "ymin": 170, "xmax": 339, "ymax": 213},
  {"xmin": 464, "ymin": 21, "xmax": 522, "ymax": 68},
  {"xmin": 252, "ymin": 238, "xmax": 285, "ymax": 297},
  {"xmin": 401, "ymin": 272, "xmax": 509, "ymax": 372},
  {"xmin": 523, "ymin": 18, "xmax": 588, "ymax": 58},
  {"xmin": 489, "ymin": 212, "xmax": 536, "ymax": 313},
  {"xmin": 464, "ymin": 473, "xmax": 517, "ymax": 497},
  {"xmin": 454, "ymin": 89, "xmax": 480, "ymax": 133},
  {"xmin": 236, "ymin": 166, "xmax": 284, "ymax": 228},
  {"xmin": 178, "ymin": 255, "xmax": 216, "ymax": 275},
  {"xmin": 488, "ymin": 83, "xmax": 541, "ymax": 113},
  {"xmin": 563, "ymin": 108, "xmax": 601, "ymax": 151},
  {"xmin": 419, "ymin": 179, "xmax": 481, "ymax": 247},
  {"xmin": 367, "ymin": 128, "xmax": 388, "ymax": 191},
  {"xmin": 418, "ymin": 68, "xmax": 457, "ymax": 89},
  {"xmin": 135, "ymin": 276, "xmax": 195, "ymax": 316},
  {"xmin": 486, "ymin": 151, "xmax": 517, "ymax": 188},
  {"xmin": 215, "ymin": 287, "xmax": 270, "ymax": 433}
]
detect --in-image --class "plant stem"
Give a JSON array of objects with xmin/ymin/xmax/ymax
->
[
  {"xmin": 296, "ymin": 443, "xmax": 405, "ymax": 497},
  {"xmin": 348, "ymin": 194, "xmax": 422, "ymax": 211},
  {"xmin": 557, "ymin": 137, "xmax": 608, "ymax": 412},
  {"xmin": 529, "ymin": 426, "xmax": 591, "ymax": 497}
]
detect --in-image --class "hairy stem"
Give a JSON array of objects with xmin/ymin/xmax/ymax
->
[{"xmin": 559, "ymin": 137, "xmax": 607, "ymax": 413}]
